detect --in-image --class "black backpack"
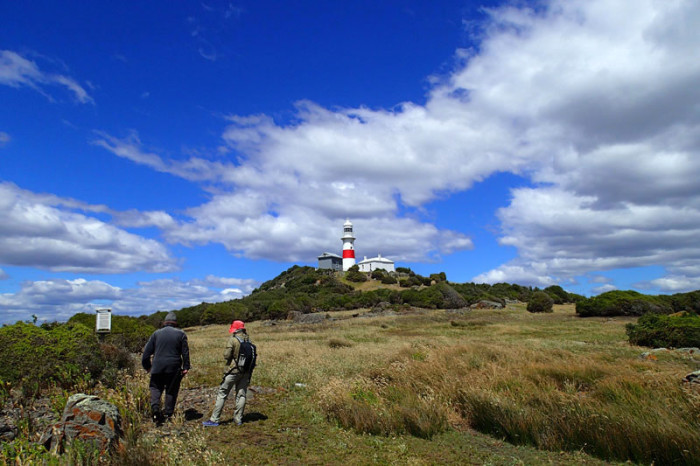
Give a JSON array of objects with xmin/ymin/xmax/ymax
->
[{"xmin": 235, "ymin": 336, "xmax": 257, "ymax": 374}]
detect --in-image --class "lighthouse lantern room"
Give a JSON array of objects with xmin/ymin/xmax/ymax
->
[{"xmin": 341, "ymin": 219, "xmax": 356, "ymax": 271}]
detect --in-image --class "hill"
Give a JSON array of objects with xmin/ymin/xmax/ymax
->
[
  {"xmin": 161, "ymin": 265, "xmax": 700, "ymax": 328},
  {"xmin": 166, "ymin": 265, "xmax": 589, "ymax": 327}
]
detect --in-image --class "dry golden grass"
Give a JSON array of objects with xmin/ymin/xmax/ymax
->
[
  {"xmin": 218, "ymin": 304, "xmax": 698, "ymax": 465},
  {"xmin": 80, "ymin": 304, "xmax": 698, "ymax": 465}
]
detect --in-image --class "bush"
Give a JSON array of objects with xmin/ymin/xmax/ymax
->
[
  {"xmin": 435, "ymin": 282, "xmax": 468, "ymax": 309},
  {"xmin": 381, "ymin": 275, "xmax": 397, "ymax": 285},
  {"xmin": 0, "ymin": 322, "xmax": 104, "ymax": 396},
  {"xmin": 527, "ymin": 291, "xmax": 554, "ymax": 313},
  {"xmin": 576, "ymin": 290, "xmax": 671, "ymax": 317},
  {"xmin": 626, "ymin": 312, "xmax": 700, "ymax": 348},
  {"xmin": 68, "ymin": 313, "xmax": 155, "ymax": 352},
  {"xmin": 544, "ymin": 285, "xmax": 569, "ymax": 304},
  {"xmin": 346, "ymin": 266, "xmax": 368, "ymax": 283}
]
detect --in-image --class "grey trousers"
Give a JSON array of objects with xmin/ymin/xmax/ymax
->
[{"xmin": 209, "ymin": 370, "xmax": 251, "ymax": 424}]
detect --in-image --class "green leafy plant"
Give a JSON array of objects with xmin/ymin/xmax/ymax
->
[
  {"xmin": 527, "ymin": 291, "xmax": 554, "ymax": 313},
  {"xmin": 626, "ymin": 312, "xmax": 700, "ymax": 348}
]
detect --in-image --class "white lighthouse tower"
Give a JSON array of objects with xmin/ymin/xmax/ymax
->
[{"xmin": 341, "ymin": 219, "xmax": 356, "ymax": 271}]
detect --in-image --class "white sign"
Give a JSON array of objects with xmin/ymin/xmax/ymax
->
[{"xmin": 96, "ymin": 309, "xmax": 112, "ymax": 333}]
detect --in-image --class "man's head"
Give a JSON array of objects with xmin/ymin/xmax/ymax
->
[
  {"xmin": 229, "ymin": 320, "xmax": 245, "ymax": 333},
  {"xmin": 163, "ymin": 311, "xmax": 178, "ymax": 326}
]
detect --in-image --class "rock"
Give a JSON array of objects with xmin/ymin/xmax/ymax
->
[
  {"xmin": 40, "ymin": 393, "xmax": 122, "ymax": 454},
  {"xmin": 676, "ymin": 347, "xmax": 700, "ymax": 355},
  {"xmin": 684, "ymin": 370, "xmax": 700, "ymax": 384},
  {"xmin": 470, "ymin": 300, "xmax": 504, "ymax": 309},
  {"xmin": 289, "ymin": 312, "xmax": 329, "ymax": 324},
  {"xmin": 370, "ymin": 302, "xmax": 392, "ymax": 313},
  {"xmin": 0, "ymin": 423, "xmax": 16, "ymax": 441}
]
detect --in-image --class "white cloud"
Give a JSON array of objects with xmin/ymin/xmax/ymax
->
[
  {"xmin": 592, "ymin": 284, "xmax": 617, "ymax": 295},
  {"xmin": 91, "ymin": 131, "xmax": 234, "ymax": 183},
  {"xmin": 0, "ymin": 275, "xmax": 259, "ymax": 325},
  {"xmin": 0, "ymin": 182, "xmax": 176, "ymax": 273},
  {"xmin": 461, "ymin": 0, "xmax": 700, "ymax": 290},
  {"xmin": 0, "ymin": 50, "xmax": 94, "ymax": 104},
  {"xmin": 0, "ymin": 131, "xmax": 9, "ymax": 146},
  {"xmin": 91, "ymin": 0, "xmax": 700, "ymax": 291}
]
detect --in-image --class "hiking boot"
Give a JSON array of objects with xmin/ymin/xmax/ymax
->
[
  {"xmin": 202, "ymin": 420, "xmax": 219, "ymax": 427},
  {"xmin": 152, "ymin": 411, "xmax": 165, "ymax": 426}
]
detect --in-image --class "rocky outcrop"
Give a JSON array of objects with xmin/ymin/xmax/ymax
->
[
  {"xmin": 40, "ymin": 393, "xmax": 122, "ymax": 454},
  {"xmin": 287, "ymin": 311, "xmax": 331, "ymax": 324},
  {"xmin": 684, "ymin": 370, "xmax": 700, "ymax": 384},
  {"xmin": 470, "ymin": 300, "xmax": 504, "ymax": 309}
]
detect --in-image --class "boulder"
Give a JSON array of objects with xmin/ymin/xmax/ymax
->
[
  {"xmin": 40, "ymin": 393, "xmax": 122, "ymax": 454},
  {"xmin": 684, "ymin": 370, "xmax": 700, "ymax": 384},
  {"xmin": 470, "ymin": 300, "xmax": 504, "ymax": 309}
]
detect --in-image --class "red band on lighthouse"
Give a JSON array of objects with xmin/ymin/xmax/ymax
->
[{"xmin": 342, "ymin": 250, "xmax": 355, "ymax": 258}]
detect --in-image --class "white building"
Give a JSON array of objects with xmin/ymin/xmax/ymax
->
[{"xmin": 357, "ymin": 254, "xmax": 395, "ymax": 273}]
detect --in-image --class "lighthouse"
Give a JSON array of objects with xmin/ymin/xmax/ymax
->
[{"xmin": 341, "ymin": 219, "xmax": 356, "ymax": 271}]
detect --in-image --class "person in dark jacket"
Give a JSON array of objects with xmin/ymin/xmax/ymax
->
[{"xmin": 142, "ymin": 311, "xmax": 190, "ymax": 424}]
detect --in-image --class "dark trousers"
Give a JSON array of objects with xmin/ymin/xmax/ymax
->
[{"xmin": 149, "ymin": 371, "xmax": 182, "ymax": 417}]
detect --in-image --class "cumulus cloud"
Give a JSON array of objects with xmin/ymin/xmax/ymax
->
[
  {"xmin": 0, "ymin": 50, "xmax": 94, "ymax": 104},
  {"xmin": 91, "ymin": 0, "xmax": 700, "ymax": 292},
  {"xmin": 0, "ymin": 275, "xmax": 258, "ymax": 325},
  {"xmin": 461, "ymin": 0, "xmax": 700, "ymax": 291},
  {"xmin": 94, "ymin": 119, "xmax": 475, "ymax": 263},
  {"xmin": 0, "ymin": 182, "xmax": 177, "ymax": 273}
]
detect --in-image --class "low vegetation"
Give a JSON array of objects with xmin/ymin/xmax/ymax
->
[
  {"xmin": 626, "ymin": 312, "xmax": 700, "ymax": 348},
  {"xmin": 576, "ymin": 289, "xmax": 700, "ymax": 317},
  {"xmin": 162, "ymin": 265, "xmax": 586, "ymax": 327},
  {"xmin": 526, "ymin": 290, "xmax": 554, "ymax": 313}
]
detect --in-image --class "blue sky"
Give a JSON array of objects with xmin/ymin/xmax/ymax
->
[{"xmin": 2, "ymin": 0, "xmax": 700, "ymax": 324}]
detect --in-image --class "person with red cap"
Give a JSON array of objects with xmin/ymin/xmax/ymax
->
[{"xmin": 203, "ymin": 320, "xmax": 256, "ymax": 427}]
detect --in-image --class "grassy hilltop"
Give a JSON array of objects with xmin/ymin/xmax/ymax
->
[{"xmin": 2, "ymin": 267, "xmax": 700, "ymax": 464}]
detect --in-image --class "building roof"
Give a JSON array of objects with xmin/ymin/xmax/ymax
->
[
  {"xmin": 318, "ymin": 252, "xmax": 342, "ymax": 259},
  {"xmin": 357, "ymin": 253, "xmax": 394, "ymax": 264}
]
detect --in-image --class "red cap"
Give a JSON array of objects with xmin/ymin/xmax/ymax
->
[{"xmin": 229, "ymin": 320, "xmax": 245, "ymax": 333}]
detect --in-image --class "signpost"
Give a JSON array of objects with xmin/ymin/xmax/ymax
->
[{"xmin": 96, "ymin": 309, "xmax": 112, "ymax": 334}]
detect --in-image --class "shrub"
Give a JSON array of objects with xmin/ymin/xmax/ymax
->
[
  {"xmin": 576, "ymin": 290, "xmax": 671, "ymax": 317},
  {"xmin": 435, "ymin": 282, "xmax": 468, "ymax": 309},
  {"xmin": 527, "ymin": 291, "xmax": 554, "ymax": 313},
  {"xmin": 0, "ymin": 322, "xmax": 104, "ymax": 396},
  {"xmin": 626, "ymin": 312, "xmax": 700, "ymax": 348},
  {"xmin": 68, "ymin": 313, "xmax": 155, "ymax": 352},
  {"xmin": 381, "ymin": 275, "xmax": 397, "ymax": 285},
  {"xmin": 345, "ymin": 265, "xmax": 367, "ymax": 283},
  {"xmin": 399, "ymin": 278, "xmax": 412, "ymax": 288},
  {"xmin": 544, "ymin": 285, "xmax": 569, "ymax": 304}
]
